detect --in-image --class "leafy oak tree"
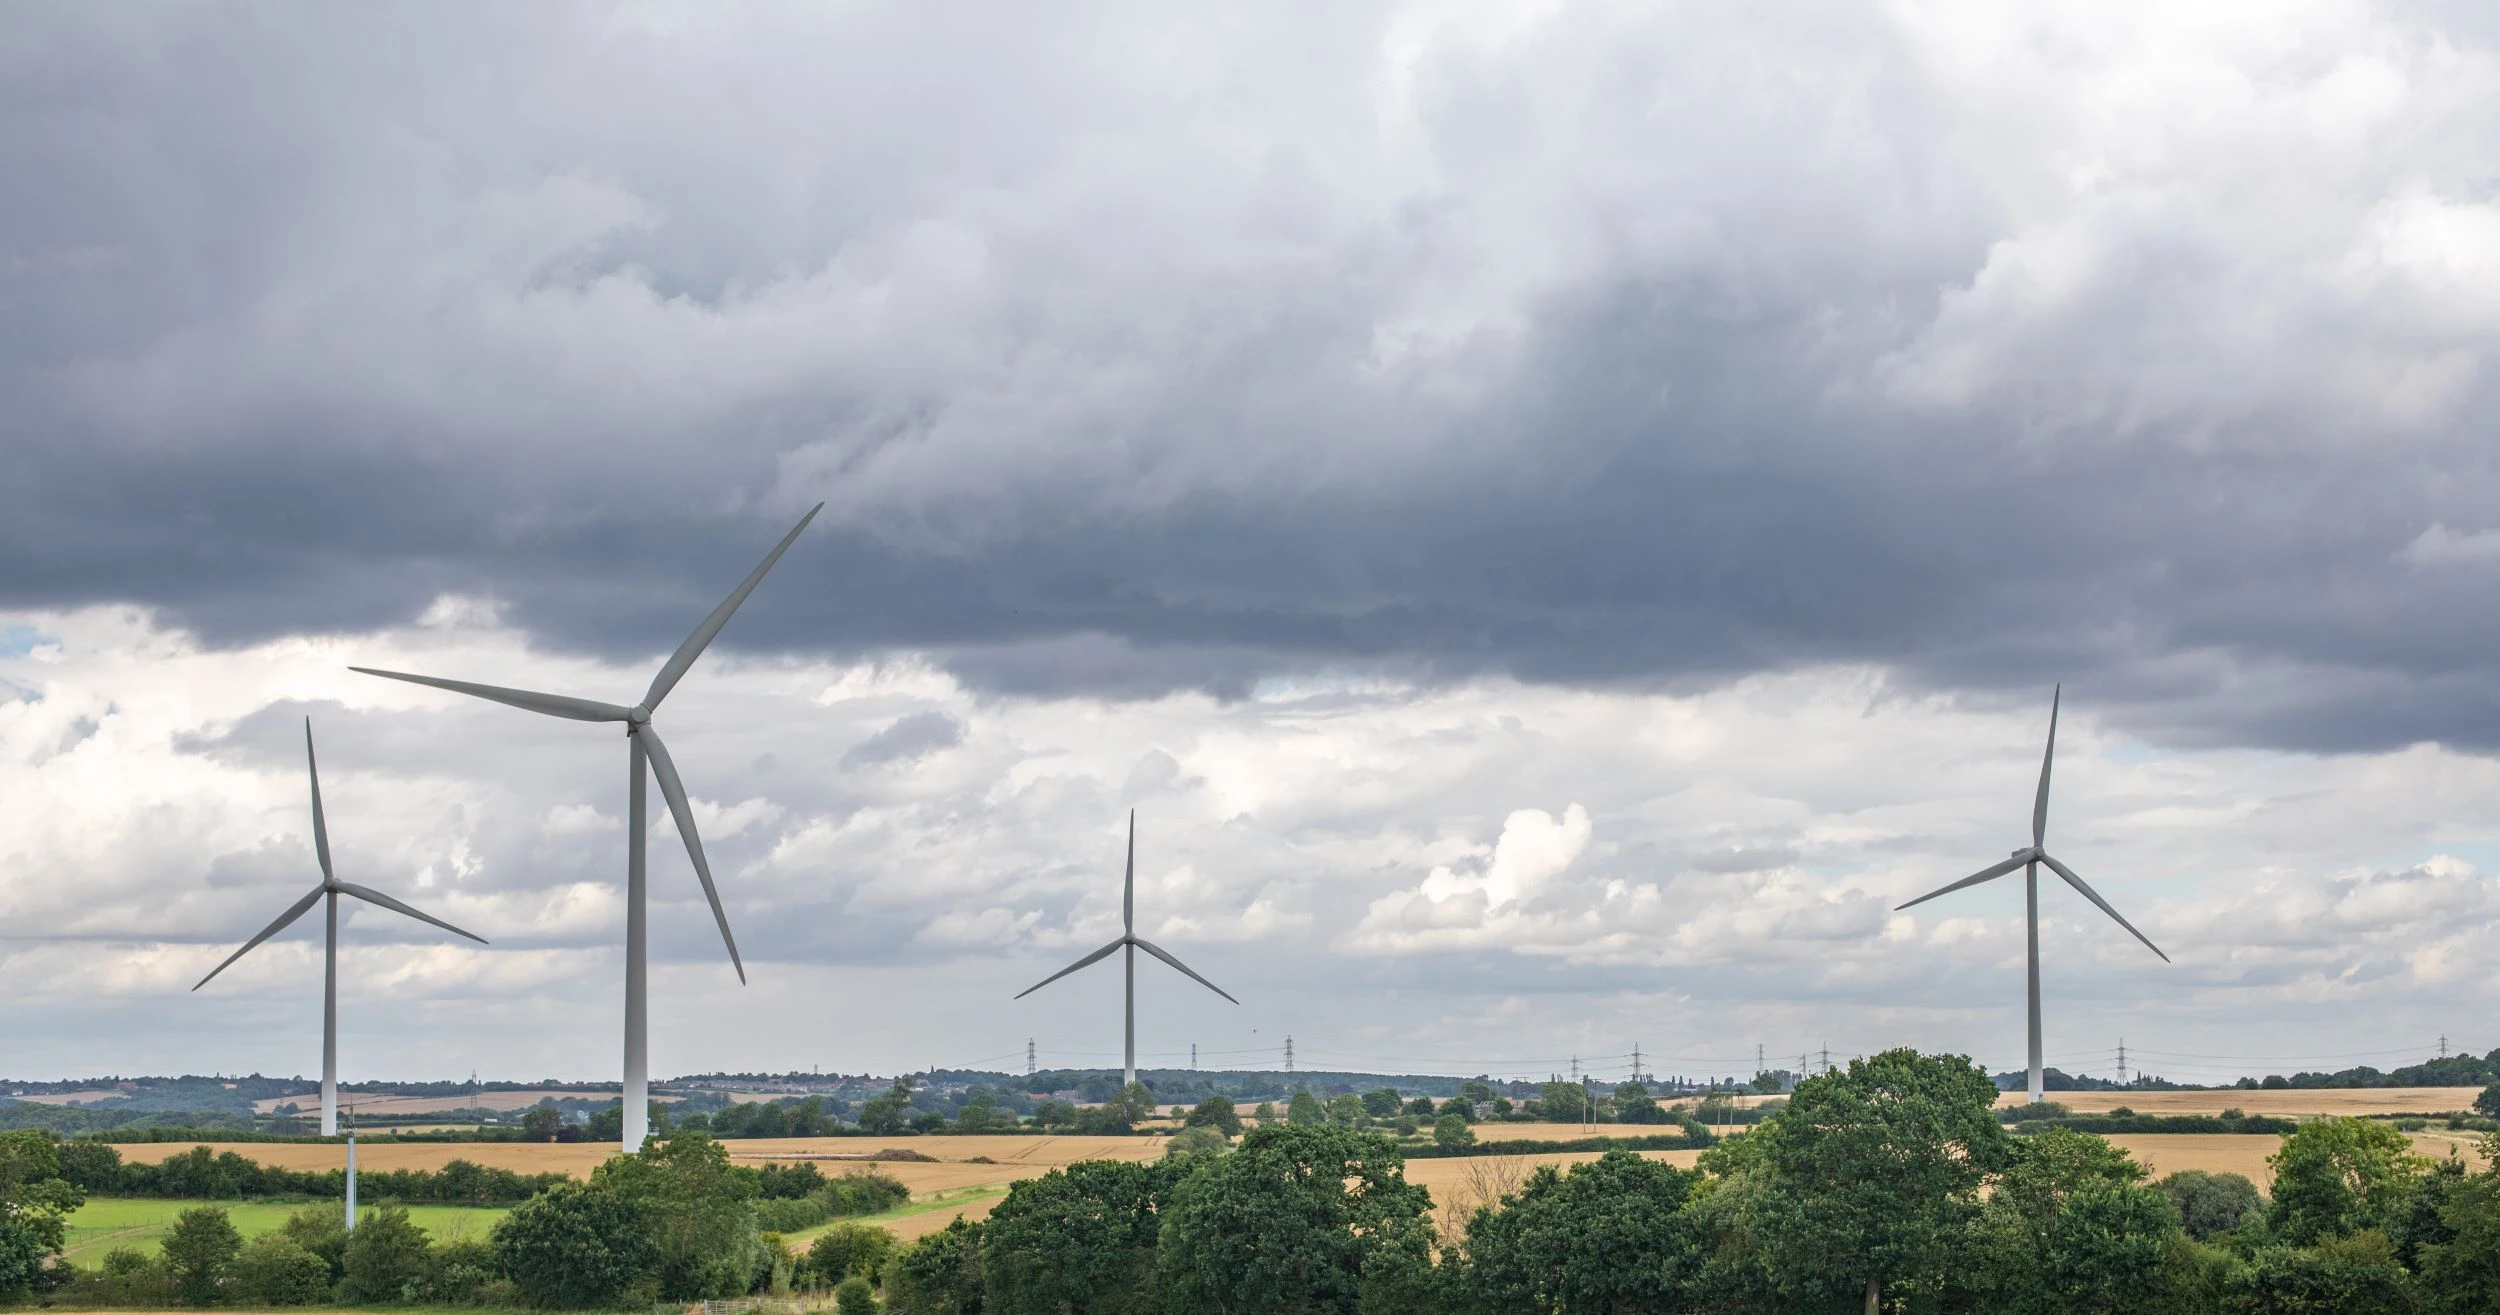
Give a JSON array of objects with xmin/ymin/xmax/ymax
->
[
  {"xmin": 1714, "ymin": 1047, "xmax": 2009, "ymax": 1314},
  {"xmin": 0, "ymin": 1131, "xmax": 83, "ymax": 1299},
  {"xmin": 1156, "ymin": 1124, "xmax": 1435, "ymax": 1315},
  {"xmin": 2268, "ymin": 1117, "xmax": 2429, "ymax": 1246},
  {"xmin": 1971, "ymin": 1128, "xmax": 2182, "ymax": 1314},
  {"xmin": 983, "ymin": 1158, "xmax": 1178, "ymax": 1315},
  {"xmin": 1454, "ymin": 1149, "xmax": 1703, "ymax": 1314}
]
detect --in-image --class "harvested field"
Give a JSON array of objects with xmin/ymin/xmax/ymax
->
[
  {"xmin": 248, "ymin": 1089, "xmax": 639, "ymax": 1115},
  {"xmin": 2106, "ymin": 1131, "xmax": 2485, "ymax": 1186},
  {"xmin": 10, "ymin": 1089, "xmax": 128, "ymax": 1106},
  {"xmin": 1991, "ymin": 1087, "xmax": 2480, "ymax": 1117},
  {"xmin": 110, "ymin": 1133, "xmax": 1172, "ymax": 1181}
]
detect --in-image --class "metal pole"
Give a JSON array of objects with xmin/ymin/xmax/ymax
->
[
  {"xmin": 322, "ymin": 891, "xmax": 339, "ymax": 1137},
  {"xmin": 1123, "ymin": 941, "xmax": 1136, "ymax": 1089},
  {"xmin": 624, "ymin": 736, "xmax": 650, "ymax": 1152},
  {"xmin": 344, "ymin": 1124, "xmax": 358, "ymax": 1233}
]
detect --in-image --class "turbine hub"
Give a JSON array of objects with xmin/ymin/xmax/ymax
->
[
  {"xmin": 627, "ymin": 705, "xmax": 651, "ymax": 725},
  {"xmin": 2013, "ymin": 847, "xmax": 2031, "ymax": 858}
]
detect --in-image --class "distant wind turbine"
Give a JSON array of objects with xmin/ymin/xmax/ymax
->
[
  {"xmin": 1015, "ymin": 813, "xmax": 1238, "ymax": 1089},
  {"xmin": 353, "ymin": 504, "xmax": 820, "ymax": 1150},
  {"xmin": 1895, "ymin": 686, "xmax": 2169, "ymax": 1104},
  {"xmin": 194, "ymin": 719, "xmax": 487, "ymax": 1136}
]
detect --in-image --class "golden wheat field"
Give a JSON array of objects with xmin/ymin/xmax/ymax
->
[
  {"xmin": 106, "ymin": 1118, "xmax": 2494, "ymax": 1243},
  {"xmin": 1991, "ymin": 1087, "xmax": 2476, "ymax": 1117}
]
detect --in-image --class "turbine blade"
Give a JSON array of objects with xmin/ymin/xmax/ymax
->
[
  {"xmin": 334, "ymin": 882, "xmax": 488, "ymax": 945},
  {"xmin": 642, "ymin": 503, "xmax": 824, "ymax": 712},
  {"xmin": 1013, "ymin": 937, "xmax": 1126, "ymax": 999},
  {"xmin": 350, "ymin": 668, "xmax": 633, "ymax": 723},
  {"xmin": 1895, "ymin": 852, "xmax": 2032, "ymax": 912},
  {"xmin": 1131, "ymin": 935, "xmax": 1240, "ymax": 1005},
  {"xmin": 2038, "ymin": 853, "xmax": 2169, "ymax": 962},
  {"xmin": 193, "ymin": 886, "xmax": 326, "ymax": 990},
  {"xmin": 304, "ymin": 718, "xmax": 333, "ymax": 882},
  {"xmin": 1122, "ymin": 811, "xmax": 1135, "ymax": 936},
  {"xmin": 637, "ymin": 726, "xmax": 744, "ymax": 983},
  {"xmin": 2034, "ymin": 685, "xmax": 2059, "ymax": 849}
]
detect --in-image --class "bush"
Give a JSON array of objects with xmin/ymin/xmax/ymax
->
[
  {"xmin": 232, "ymin": 1232, "xmax": 331, "ymax": 1306},
  {"xmin": 882, "ymin": 1218, "xmax": 982, "ymax": 1315},
  {"xmin": 423, "ymin": 1237, "xmax": 500, "ymax": 1304},
  {"xmin": 491, "ymin": 1180, "xmax": 660, "ymax": 1308},
  {"xmin": 835, "ymin": 1272, "xmax": 877, "ymax": 1315},
  {"xmin": 810, "ymin": 1222, "xmax": 897, "ymax": 1287},
  {"xmin": 341, "ymin": 1201, "xmax": 434, "ymax": 1301},
  {"xmin": 161, "ymin": 1205, "xmax": 243, "ymax": 1305},
  {"xmin": 1433, "ymin": 1113, "xmax": 1477, "ymax": 1150},
  {"xmin": 2159, "ymin": 1170, "xmax": 2266, "ymax": 1242}
]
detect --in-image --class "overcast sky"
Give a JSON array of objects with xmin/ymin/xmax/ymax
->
[{"xmin": 8, "ymin": 0, "xmax": 2500, "ymax": 1087}]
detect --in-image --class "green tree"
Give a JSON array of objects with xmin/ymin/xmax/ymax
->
[
  {"xmin": 585, "ymin": 1103, "xmax": 625, "ymax": 1142},
  {"xmin": 1403, "ymin": 1096, "xmax": 1435, "ymax": 1117},
  {"xmin": 882, "ymin": 1218, "xmax": 983, "ymax": 1315},
  {"xmin": 2268, "ymin": 1117, "xmax": 2429, "ymax": 1246},
  {"xmin": 2416, "ymin": 1153, "xmax": 2500, "ymax": 1314},
  {"xmin": 2473, "ymin": 1084, "xmax": 2500, "ymax": 1120},
  {"xmin": 1455, "ymin": 1148, "xmax": 1701, "ymax": 1314},
  {"xmin": 232, "ymin": 1232, "xmax": 331, "ymax": 1307},
  {"xmin": 1433, "ymin": 1114, "xmax": 1478, "ymax": 1151},
  {"xmin": 1439, "ymin": 1097, "xmax": 1477, "ymax": 1123},
  {"xmin": 54, "ymin": 1139, "xmax": 123, "ymax": 1193},
  {"xmin": 521, "ymin": 1104, "xmax": 564, "ymax": 1142},
  {"xmin": 1157, "ymin": 1124, "xmax": 1434, "ymax": 1315},
  {"xmin": 811, "ymin": 1223, "xmax": 897, "ymax": 1287},
  {"xmin": 1362, "ymin": 1089, "xmax": 1404, "ymax": 1118},
  {"xmin": 2233, "ymin": 1232, "xmax": 2413, "ymax": 1314},
  {"xmin": 594, "ymin": 1130, "xmax": 761, "ymax": 1299},
  {"xmin": 1327, "ymin": 1093, "xmax": 1367, "ymax": 1127},
  {"xmin": 1539, "ymin": 1081, "xmax": 1590, "ymax": 1124},
  {"xmin": 1613, "ymin": 1082, "xmax": 1666, "ymax": 1125},
  {"xmin": 421, "ymin": 1238, "xmax": 500, "ymax": 1305},
  {"xmin": 1108, "ymin": 1082, "xmax": 1159, "ymax": 1125},
  {"xmin": 984, "ymin": 1158, "xmax": 1176, "ymax": 1315},
  {"xmin": 1184, "ymin": 1096, "xmax": 1243, "ymax": 1138},
  {"xmin": 280, "ymin": 1202, "xmax": 350, "ymax": 1284},
  {"xmin": 1251, "ymin": 1101, "xmax": 1278, "ymax": 1126},
  {"xmin": 0, "ymin": 1130, "xmax": 84, "ymax": 1299},
  {"xmin": 341, "ymin": 1201, "xmax": 433, "ymax": 1302},
  {"xmin": 836, "ymin": 1273, "xmax": 878, "ymax": 1315},
  {"xmin": 860, "ymin": 1078, "xmax": 918, "ymax": 1136},
  {"xmin": 491, "ymin": 1180, "xmax": 660, "ymax": 1308},
  {"xmin": 162, "ymin": 1205, "xmax": 244, "ymax": 1306},
  {"xmin": 2156, "ymin": 1170, "xmax": 2264, "ymax": 1242},
  {"xmin": 1287, "ymin": 1091, "xmax": 1324, "ymax": 1126},
  {"xmin": 1713, "ymin": 1048, "xmax": 2008, "ymax": 1313},
  {"xmin": 1973, "ymin": 1128, "xmax": 2181, "ymax": 1314}
]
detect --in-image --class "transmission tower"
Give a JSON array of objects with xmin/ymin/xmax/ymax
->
[
  {"xmin": 1631, "ymin": 1043, "xmax": 1643, "ymax": 1085},
  {"xmin": 2117, "ymin": 1038, "xmax": 2127, "ymax": 1085},
  {"xmin": 1026, "ymin": 1039, "xmax": 1036, "ymax": 1077},
  {"xmin": 1191, "ymin": 1043, "xmax": 1198, "ymax": 1070},
  {"xmin": 2440, "ymin": 1034, "xmax": 2449, "ymax": 1059},
  {"xmin": 1284, "ymin": 1037, "xmax": 1294, "ymax": 1074},
  {"xmin": 1820, "ymin": 1044, "xmax": 1831, "ymax": 1076}
]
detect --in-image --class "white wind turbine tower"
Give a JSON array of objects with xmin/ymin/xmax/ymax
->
[
  {"xmin": 194, "ymin": 719, "xmax": 487, "ymax": 1136},
  {"xmin": 1896, "ymin": 686, "xmax": 2169, "ymax": 1104},
  {"xmin": 353, "ymin": 504, "xmax": 820, "ymax": 1150},
  {"xmin": 1015, "ymin": 812, "xmax": 1238, "ymax": 1089}
]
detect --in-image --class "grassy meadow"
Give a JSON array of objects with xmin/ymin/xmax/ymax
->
[{"xmin": 59, "ymin": 1198, "xmax": 511, "ymax": 1266}]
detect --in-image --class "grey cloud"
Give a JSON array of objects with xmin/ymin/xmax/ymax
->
[
  {"xmin": 840, "ymin": 711, "xmax": 964, "ymax": 768},
  {"xmin": 4, "ymin": 1, "xmax": 2500, "ymax": 769}
]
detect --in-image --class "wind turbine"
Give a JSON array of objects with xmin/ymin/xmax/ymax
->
[
  {"xmin": 194, "ymin": 719, "xmax": 487, "ymax": 1136},
  {"xmin": 353, "ymin": 504, "xmax": 821, "ymax": 1150},
  {"xmin": 1015, "ymin": 812, "xmax": 1238, "ymax": 1089},
  {"xmin": 1895, "ymin": 687, "xmax": 2168, "ymax": 1104}
]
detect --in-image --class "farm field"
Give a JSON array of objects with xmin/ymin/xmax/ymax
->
[
  {"xmin": 59, "ymin": 1199, "xmax": 509, "ymax": 1265},
  {"xmin": 248, "ymin": 1089, "xmax": 637, "ymax": 1116},
  {"xmin": 1991, "ymin": 1087, "xmax": 2480, "ymax": 1117}
]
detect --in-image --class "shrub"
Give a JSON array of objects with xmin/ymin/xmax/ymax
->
[
  {"xmin": 1433, "ymin": 1113, "xmax": 1477, "ymax": 1150},
  {"xmin": 423, "ymin": 1237, "xmax": 500, "ymax": 1304},
  {"xmin": 2159, "ymin": 1170, "xmax": 2265, "ymax": 1242},
  {"xmin": 340, "ymin": 1202, "xmax": 434, "ymax": 1302},
  {"xmin": 161, "ymin": 1205, "xmax": 243, "ymax": 1305},
  {"xmin": 835, "ymin": 1272, "xmax": 877, "ymax": 1315},
  {"xmin": 232, "ymin": 1233, "xmax": 331, "ymax": 1306},
  {"xmin": 810, "ymin": 1222, "xmax": 896, "ymax": 1287},
  {"xmin": 882, "ymin": 1218, "xmax": 982, "ymax": 1315},
  {"xmin": 491, "ymin": 1180, "xmax": 660, "ymax": 1308}
]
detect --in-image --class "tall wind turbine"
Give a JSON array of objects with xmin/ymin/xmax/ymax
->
[
  {"xmin": 194, "ymin": 719, "xmax": 487, "ymax": 1136},
  {"xmin": 1015, "ymin": 813, "xmax": 1238, "ymax": 1089},
  {"xmin": 1895, "ymin": 687, "xmax": 2169, "ymax": 1104},
  {"xmin": 353, "ymin": 504, "xmax": 820, "ymax": 1150}
]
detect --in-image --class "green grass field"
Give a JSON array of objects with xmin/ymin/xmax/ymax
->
[{"xmin": 61, "ymin": 1199, "xmax": 511, "ymax": 1265}]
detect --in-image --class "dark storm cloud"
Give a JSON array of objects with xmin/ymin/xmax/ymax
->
[{"xmin": 7, "ymin": 3, "xmax": 2500, "ymax": 757}]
